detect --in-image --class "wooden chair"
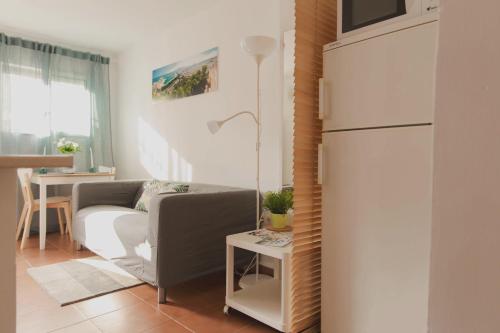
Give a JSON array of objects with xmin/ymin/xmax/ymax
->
[{"xmin": 16, "ymin": 169, "xmax": 73, "ymax": 249}]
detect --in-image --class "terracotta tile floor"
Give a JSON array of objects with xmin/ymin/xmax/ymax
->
[{"xmin": 16, "ymin": 233, "xmax": 279, "ymax": 333}]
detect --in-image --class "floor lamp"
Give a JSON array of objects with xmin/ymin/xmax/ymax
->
[{"xmin": 207, "ymin": 35, "xmax": 276, "ymax": 287}]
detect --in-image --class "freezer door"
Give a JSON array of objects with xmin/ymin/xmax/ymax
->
[
  {"xmin": 323, "ymin": 21, "xmax": 438, "ymax": 131},
  {"xmin": 321, "ymin": 125, "xmax": 433, "ymax": 333}
]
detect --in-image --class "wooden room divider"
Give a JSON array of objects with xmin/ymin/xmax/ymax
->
[{"xmin": 291, "ymin": 0, "xmax": 336, "ymax": 331}]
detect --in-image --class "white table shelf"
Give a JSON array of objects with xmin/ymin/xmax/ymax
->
[{"xmin": 225, "ymin": 231, "xmax": 292, "ymax": 332}]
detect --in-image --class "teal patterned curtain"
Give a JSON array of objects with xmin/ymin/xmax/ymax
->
[{"xmin": 0, "ymin": 33, "xmax": 114, "ymax": 170}]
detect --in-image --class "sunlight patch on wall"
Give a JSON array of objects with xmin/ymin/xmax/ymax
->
[
  {"xmin": 137, "ymin": 117, "xmax": 192, "ymax": 181},
  {"xmin": 138, "ymin": 117, "xmax": 169, "ymax": 179}
]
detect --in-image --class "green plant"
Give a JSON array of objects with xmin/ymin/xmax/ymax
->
[
  {"xmin": 263, "ymin": 190, "xmax": 293, "ymax": 215},
  {"xmin": 56, "ymin": 138, "xmax": 81, "ymax": 154}
]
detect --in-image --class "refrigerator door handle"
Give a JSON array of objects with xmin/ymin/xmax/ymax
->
[
  {"xmin": 319, "ymin": 78, "xmax": 326, "ymax": 120},
  {"xmin": 318, "ymin": 143, "xmax": 324, "ymax": 185}
]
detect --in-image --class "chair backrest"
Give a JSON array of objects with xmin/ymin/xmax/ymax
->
[{"xmin": 17, "ymin": 168, "xmax": 34, "ymax": 204}]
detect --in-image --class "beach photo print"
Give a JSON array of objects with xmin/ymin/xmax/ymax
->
[{"xmin": 152, "ymin": 47, "xmax": 219, "ymax": 101}]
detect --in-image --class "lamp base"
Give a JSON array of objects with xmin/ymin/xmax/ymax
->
[{"xmin": 238, "ymin": 273, "xmax": 273, "ymax": 289}]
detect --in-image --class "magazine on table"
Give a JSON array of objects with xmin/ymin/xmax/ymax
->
[{"xmin": 248, "ymin": 229, "xmax": 292, "ymax": 247}]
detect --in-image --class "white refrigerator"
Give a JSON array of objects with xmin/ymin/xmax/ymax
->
[{"xmin": 321, "ymin": 21, "xmax": 438, "ymax": 333}]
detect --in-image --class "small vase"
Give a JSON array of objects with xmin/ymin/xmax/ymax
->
[
  {"xmin": 271, "ymin": 213, "xmax": 288, "ymax": 229},
  {"xmin": 61, "ymin": 167, "xmax": 75, "ymax": 174},
  {"xmin": 59, "ymin": 152, "xmax": 76, "ymax": 173}
]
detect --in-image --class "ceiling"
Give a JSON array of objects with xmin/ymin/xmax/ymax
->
[{"xmin": 0, "ymin": 0, "xmax": 216, "ymax": 54}]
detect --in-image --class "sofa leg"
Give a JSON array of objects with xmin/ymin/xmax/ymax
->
[
  {"xmin": 158, "ymin": 287, "xmax": 167, "ymax": 304},
  {"xmin": 74, "ymin": 241, "xmax": 82, "ymax": 251}
]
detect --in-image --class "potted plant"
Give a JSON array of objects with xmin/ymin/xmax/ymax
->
[
  {"xmin": 56, "ymin": 138, "xmax": 80, "ymax": 173},
  {"xmin": 263, "ymin": 190, "xmax": 293, "ymax": 230}
]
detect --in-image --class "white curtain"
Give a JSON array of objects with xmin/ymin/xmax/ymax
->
[{"xmin": 0, "ymin": 33, "xmax": 114, "ymax": 171}]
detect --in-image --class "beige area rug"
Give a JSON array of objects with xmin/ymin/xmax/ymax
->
[{"xmin": 27, "ymin": 256, "xmax": 145, "ymax": 306}]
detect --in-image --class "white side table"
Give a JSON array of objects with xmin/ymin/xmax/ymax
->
[{"xmin": 225, "ymin": 231, "xmax": 292, "ymax": 332}]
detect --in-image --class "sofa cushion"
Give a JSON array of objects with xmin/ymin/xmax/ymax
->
[{"xmin": 73, "ymin": 205, "xmax": 149, "ymax": 260}]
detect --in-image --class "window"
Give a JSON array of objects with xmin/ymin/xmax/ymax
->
[
  {"xmin": 51, "ymin": 80, "xmax": 91, "ymax": 136},
  {"xmin": 7, "ymin": 71, "xmax": 91, "ymax": 137},
  {"xmin": 0, "ymin": 34, "xmax": 112, "ymax": 170},
  {"xmin": 8, "ymin": 73, "xmax": 49, "ymax": 137}
]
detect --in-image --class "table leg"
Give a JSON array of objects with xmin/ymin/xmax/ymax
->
[
  {"xmin": 282, "ymin": 254, "xmax": 291, "ymax": 332},
  {"xmin": 274, "ymin": 258, "xmax": 281, "ymax": 280},
  {"xmin": 39, "ymin": 183, "xmax": 47, "ymax": 250},
  {"xmin": 224, "ymin": 244, "xmax": 234, "ymax": 315},
  {"xmin": 226, "ymin": 244, "xmax": 234, "ymax": 299}
]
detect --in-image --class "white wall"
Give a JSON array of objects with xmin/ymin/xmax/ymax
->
[
  {"xmin": 114, "ymin": 0, "xmax": 286, "ymax": 191},
  {"xmin": 282, "ymin": 29, "xmax": 295, "ymax": 186},
  {"xmin": 280, "ymin": 0, "xmax": 295, "ymax": 186},
  {"xmin": 428, "ymin": 0, "xmax": 500, "ymax": 332}
]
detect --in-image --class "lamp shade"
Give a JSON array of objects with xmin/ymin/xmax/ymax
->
[
  {"xmin": 240, "ymin": 36, "xmax": 276, "ymax": 63},
  {"xmin": 207, "ymin": 120, "xmax": 222, "ymax": 134}
]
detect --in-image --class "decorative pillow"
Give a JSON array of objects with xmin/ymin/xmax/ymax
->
[
  {"xmin": 132, "ymin": 184, "xmax": 146, "ymax": 208},
  {"xmin": 134, "ymin": 180, "xmax": 189, "ymax": 212},
  {"xmin": 134, "ymin": 180, "xmax": 167, "ymax": 212},
  {"xmin": 172, "ymin": 183, "xmax": 189, "ymax": 193},
  {"xmin": 159, "ymin": 183, "xmax": 190, "ymax": 194}
]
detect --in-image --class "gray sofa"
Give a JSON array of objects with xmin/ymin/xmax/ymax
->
[{"xmin": 72, "ymin": 180, "xmax": 256, "ymax": 303}]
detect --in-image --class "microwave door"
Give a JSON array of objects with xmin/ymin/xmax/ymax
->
[{"xmin": 343, "ymin": 0, "xmax": 407, "ymax": 34}]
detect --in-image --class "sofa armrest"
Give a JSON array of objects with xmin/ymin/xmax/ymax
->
[
  {"xmin": 72, "ymin": 180, "xmax": 144, "ymax": 212},
  {"xmin": 148, "ymin": 190, "xmax": 257, "ymax": 288}
]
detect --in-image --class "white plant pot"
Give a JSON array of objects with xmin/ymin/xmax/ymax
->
[
  {"xmin": 61, "ymin": 167, "xmax": 75, "ymax": 174},
  {"xmin": 58, "ymin": 153, "xmax": 75, "ymax": 173}
]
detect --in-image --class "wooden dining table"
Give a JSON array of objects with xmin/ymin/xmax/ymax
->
[{"xmin": 30, "ymin": 171, "xmax": 115, "ymax": 250}]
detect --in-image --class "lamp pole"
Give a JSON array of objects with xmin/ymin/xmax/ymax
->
[
  {"xmin": 206, "ymin": 35, "xmax": 276, "ymax": 288},
  {"xmin": 256, "ymin": 59, "xmax": 261, "ymax": 231},
  {"xmin": 255, "ymin": 59, "xmax": 262, "ymax": 281}
]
